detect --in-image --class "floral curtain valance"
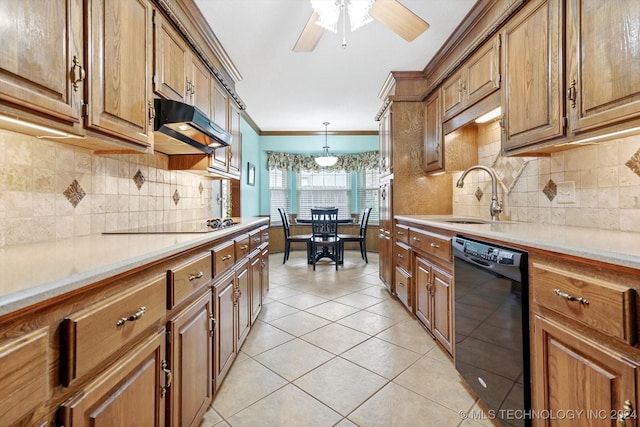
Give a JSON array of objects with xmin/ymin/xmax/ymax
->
[{"xmin": 267, "ymin": 150, "xmax": 379, "ymax": 172}]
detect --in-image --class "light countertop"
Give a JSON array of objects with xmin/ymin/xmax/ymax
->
[
  {"xmin": 395, "ymin": 215, "xmax": 640, "ymax": 270},
  {"xmin": 0, "ymin": 217, "xmax": 268, "ymax": 317}
]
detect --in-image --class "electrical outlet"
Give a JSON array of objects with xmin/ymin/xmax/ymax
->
[{"xmin": 556, "ymin": 181, "xmax": 576, "ymax": 204}]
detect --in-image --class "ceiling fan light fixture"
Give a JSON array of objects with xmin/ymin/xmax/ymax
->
[
  {"xmin": 315, "ymin": 122, "xmax": 339, "ymax": 167},
  {"xmin": 310, "ymin": 0, "xmax": 374, "ymax": 34}
]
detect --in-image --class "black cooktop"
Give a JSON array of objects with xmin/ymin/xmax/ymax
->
[{"xmin": 103, "ymin": 218, "xmax": 238, "ymax": 234}]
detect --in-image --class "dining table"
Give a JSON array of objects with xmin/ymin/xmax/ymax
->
[{"xmin": 294, "ymin": 217, "xmax": 354, "ymax": 264}]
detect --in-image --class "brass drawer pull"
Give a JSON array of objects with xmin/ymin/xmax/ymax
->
[
  {"xmin": 412, "ymin": 237, "xmax": 421, "ymax": 242},
  {"xmin": 253, "ymin": 238, "xmax": 261, "ymax": 243},
  {"xmin": 189, "ymin": 271, "xmax": 204, "ymax": 281},
  {"xmin": 430, "ymin": 243, "xmax": 439, "ymax": 249},
  {"xmin": 554, "ymin": 288, "xmax": 589, "ymax": 305},
  {"xmin": 221, "ymin": 254, "xmax": 232, "ymax": 261},
  {"xmin": 397, "ymin": 254, "xmax": 404, "ymax": 258},
  {"xmin": 397, "ymin": 231, "xmax": 405, "ymax": 235},
  {"xmin": 116, "ymin": 306, "xmax": 146, "ymax": 326},
  {"xmin": 240, "ymin": 244, "xmax": 249, "ymax": 250}
]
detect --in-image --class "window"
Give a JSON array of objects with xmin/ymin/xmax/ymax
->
[
  {"xmin": 269, "ymin": 169, "xmax": 288, "ymax": 224},
  {"xmin": 297, "ymin": 170, "xmax": 351, "ymax": 220},
  {"xmin": 358, "ymin": 168, "xmax": 379, "ymax": 224}
]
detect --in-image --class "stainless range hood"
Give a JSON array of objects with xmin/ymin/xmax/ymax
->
[{"xmin": 153, "ymin": 99, "xmax": 231, "ymax": 155}]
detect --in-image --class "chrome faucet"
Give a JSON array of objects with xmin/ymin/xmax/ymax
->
[{"xmin": 456, "ymin": 165, "xmax": 503, "ymax": 221}]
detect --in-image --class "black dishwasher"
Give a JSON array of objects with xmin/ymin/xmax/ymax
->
[{"xmin": 453, "ymin": 236, "xmax": 530, "ymax": 427}]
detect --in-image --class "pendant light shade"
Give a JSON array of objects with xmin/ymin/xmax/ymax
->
[{"xmin": 315, "ymin": 122, "xmax": 338, "ymax": 167}]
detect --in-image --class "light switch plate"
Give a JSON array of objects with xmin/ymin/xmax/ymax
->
[{"xmin": 556, "ymin": 181, "xmax": 576, "ymax": 204}]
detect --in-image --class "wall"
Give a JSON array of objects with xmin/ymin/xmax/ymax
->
[
  {"xmin": 452, "ymin": 121, "xmax": 640, "ymax": 232},
  {"xmin": 0, "ymin": 129, "xmax": 214, "ymax": 247},
  {"xmin": 239, "ymin": 119, "xmax": 261, "ymax": 217}
]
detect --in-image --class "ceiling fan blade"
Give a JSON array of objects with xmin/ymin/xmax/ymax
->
[
  {"xmin": 369, "ymin": 0, "xmax": 430, "ymax": 42},
  {"xmin": 293, "ymin": 12, "xmax": 325, "ymax": 52}
]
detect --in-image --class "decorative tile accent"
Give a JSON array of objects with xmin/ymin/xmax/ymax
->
[
  {"xmin": 625, "ymin": 148, "xmax": 640, "ymax": 178},
  {"xmin": 542, "ymin": 179, "xmax": 557, "ymax": 202},
  {"xmin": 474, "ymin": 187, "xmax": 484, "ymax": 201},
  {"xmin": 492, "ymin": 154, "xmax": 529, "ymax": 194},
  {"xmin": 133, "ymin": 169, "xmax": 145, "ymax": 190},
  {"xmin": 63, "ymin": 179, "xmax": 86, "ymax": 208},
  {"xmin": 172, "ymin": 189, "xmax": 180, "ymax": 205},
  {"xmin": 198, "ymin": 182, "xmax": 204, "ymax": 194}
]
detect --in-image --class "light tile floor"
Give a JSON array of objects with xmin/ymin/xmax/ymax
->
[{"xmin": 200, "ymin": 250, "xmax": 496, "ymax": 427}]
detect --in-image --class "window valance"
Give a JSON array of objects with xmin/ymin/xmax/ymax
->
[{"xmin": 267, "ymin": 151, "xmax": 379, "ymax": 172}]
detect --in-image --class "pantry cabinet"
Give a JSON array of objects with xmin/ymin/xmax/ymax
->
[
  {"xmin": 85, "ymin": 0, "xmax": 154, "ymax": 148},
  {"xmin": 0, "ymin": 0, "xmax": 84, "ymax": 134}
]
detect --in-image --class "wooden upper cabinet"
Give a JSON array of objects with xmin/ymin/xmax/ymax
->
[
  {"xmin": 501, "ymin": 0, "xmax": 563, "ymax": 151},
  {"xmin": 153, "ymin": 11, "xmax": 189, "ymax": 103},
  {"xmin": 441, "ymin": 34, "xmax": 500, "ymax": 121},
  {"xmin": 211, "ymin": 79, "xmax": 230, "ymax": 172},
  {"xmin": 228, "ymin": 101, "xmax": 242, "ymax": 177},
  {"xmin": 190, "ymin": 55, "xmax": 213, "ymax": 118},
  {"xmin": 566, "ymin": 0, "xmax": 640, "ymax": 134},
  {"xmin": 85, "ymin": 0, "xmax": 154, "ymax": 148},
  {"xmin": 423, "ymin": 91, "xmax": 443, "ymax": 173},
  {"xmin": 0, "ymin": 0, "xmax": 84, "ymax": 133}
]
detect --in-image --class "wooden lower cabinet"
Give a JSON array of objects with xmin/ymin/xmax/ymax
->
[
  {"xmin": 532, "ymin": 314, "xmax": 639, "ymax": 427},
  {"xmin": 414, "ymin": 256, "xmax": 453, "ymax": 356},
  {"xmin": 213, "ymin": 269, "xmax": 236, "ymax": 392},
  {"xmin": 395, "ymin": 266, "xmax": 412, "ymax": 312},
  {"xmin": 167, "ymin": 290, "xmax": 213, "ymax": 427},
  {"xmin": 59, "ymin": 328, "xmax": 167, "ymax": 427}
]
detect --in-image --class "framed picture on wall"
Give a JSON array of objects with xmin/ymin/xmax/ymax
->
[{"xmin": 247, "ymin": 162, "xmax": 255, "ymax": 186}]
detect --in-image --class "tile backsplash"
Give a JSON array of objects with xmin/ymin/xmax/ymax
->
[
  {"xmin": 453, "ymin": 120, "xmax": 640, "ymax": 232},
  {"xmin": 0, "ymin": 129, "xmax": 214, "ymax": 247}
]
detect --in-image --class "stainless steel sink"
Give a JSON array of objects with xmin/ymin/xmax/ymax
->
[{"xmin": 441, "ymin": 219, "xmax": 490, "ymax": 224}]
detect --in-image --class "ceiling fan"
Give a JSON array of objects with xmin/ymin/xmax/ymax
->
[{"xmin": 293, "ymin": 0, "xmax": 430, "ymax": 52}]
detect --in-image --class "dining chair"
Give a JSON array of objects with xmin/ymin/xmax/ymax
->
[
  {"xmin": 338, "ymin": 207, "xmax": 372, "ymax": 263},
  {"xmin": 310, "ymin": 208, "xmax": 341, "ymax": 271},
  {"xmin": 277, "ymin": 208, "xmax": 311, "ymax": 264}
]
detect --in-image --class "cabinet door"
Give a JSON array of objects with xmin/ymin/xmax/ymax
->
[
  {"xmin": 566, "ymin": 0, "xmax": 640, "ymax": 134},
  {"xmin": 431, "ymin": 266, "xmax": 453, "ymax": 355},
  {"xmin": 423, "ymin": 91, "xmax": 443, "ymax": 173},
  {"xmin": 60, "ymin": 329, "xmax": 167, "ymax": 427},
  {"xmin": 228, "ymin": 102, "xmax": 242, "ymax": 177},
  {"xmin": 465, "ymin": 34, "xmax": 501, "ymax": 107},
  {"xmin": 214, "ymin": 271, "xmax": 236, "ymax": 391},
  {"xmin": 211, "ymin": 80, "xmax": 229, "ymax": 171},
  {"xmin": 502, "ymin": 0, "xmax": 563, "ymax": 151},
  {"xmin": 378, "ymin": 181, "xmax": 393, "ymax": 291},
  {"xmin": 379, "ymin": 105, "xmax": 392, "ymax": 176},
  {"xmin": 261, "ymin": 246, "xmax": 270, "ymax": 299},
  {"xmin": 395, "ymin": 266, "xmax": 411, "ymax": 312},
  {"xmin": 532, "ymin": 314, "xmax": 639, "ymax": 427},
  {"xmin": 86, "ymin": 0, "xmax": 153, "ymax": 148},
  {"xmin": 236, "ymin": 259, "xmax": 251, "ymax": 349},
  {"xmin": 441, "ymin": 70, "xmax": 465, "ymax": 119},
  {"xmin": 414, "ymin": 256, "xmax": 433, "ymax": 331},
  {"xmin": 168, "ymin": 291, "xmax": 213, "ymax": 427},
  {"xmin": 190, "ymin": 55, "xmax": 213, "ymax": 118},
  {"xmin": 0, "ymin": 0, "xmax": 83, "ymax": 131},
  {"xmin": 250, "ymin": 253, "xmax": 262, "ymax": 324},
  {"xmin": 153, "ymin": 12, "xmax": 189, "ymax": 103}
]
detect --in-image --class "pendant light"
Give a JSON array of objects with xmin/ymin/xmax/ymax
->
[{"xmin": 315, "ymin": 122, "xmax": 338, "ymax": 167}]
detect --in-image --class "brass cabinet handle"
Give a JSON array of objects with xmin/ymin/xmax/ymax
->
[
  {"xmin": 616, "ymin": 400, "xmax": 634, "ymax": 427},
  {"xmin": 188, "ymin": 271, "xmax": 204, "ymax": 281},
  {"xmin": 116, "ymin": 306, "xmax": 146, "ymax": 326},
  {"xmin": 148, "ymin": 101, "xmax": 156, "ymax": 125},
  {"xmin": 430, "ymin": 242, "xmax": 439, "ymax": 249},
  {"xmin": 160, "ymin": 360, "xmax": 172, "ymax": 398},
  {"xmin": 397, "ymin": 253, "xmax": 404, "ymax": 258},
  {"xmin": 397, "ymin": 231, "xmax": 405, "ymax": 235},
  {"xmin": 70, "ymin": 55, "xmax": 85, "ymax": 92},
  {"xmin": 412, "ymin": 237, "xmax": 421, "ymax": 242},
  {"xmin": 554, "ymin": 288, "xmax": 589, "ymax": 305},
  {"xmin": 221, "ymin": 254, "xmax": 232, "ymax": 261},
  {"xmin": 240, "ymin": 244, "xmax": 249, "ymax": 250},
  {"xmin": 398, "ymin": 282, "xmax": 405, "ymax": 287},
  {"xmin": 567, "ymin": 78, "xmax": 577, "ymax": 108},
  {"xmin": 253, "ymin": 237, "xmax": 261, "ymax": 243}
]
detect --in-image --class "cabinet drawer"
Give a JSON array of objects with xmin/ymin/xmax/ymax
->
[
  {"xmin": 532, "ymin": 262, "xmax": 636, "ymax": 344},
  {"xmin": 249, "ymin": 229, "xmax": 262, "ymax": 252},
  {"xmin": 168, "ymin": 252, "xmax": 212, "ymax": 308},
  {"xmin": 0, "ymin": 328, "xmax": 49, "ymax": 425},
  {"xmin": 212, "ymin": 240, "xmax": 235, "ymax": 277},
  {"xmin": 260, "ymin": 226, "xmax": 270, "ymax": 245},
  {"xmin": 395, "ymin": 241, "xmax": 411, "ymax": 272},
  {"xmin": 235, "ymin": 234, "xmax": 251, "ymax": 259},
  {"xmin": 408, "ymin": 228, "xmax": 451, "ymax": 263},
  {"xmin": 63, "ymin": 276, "xmax": 166, "ymax": 383},
  {"xmin": 395, "ymin": 266, "xmax": 411, "ymax": 311},
  {"xmin": 395, "ymin": 224, "xmax": 409, "ymax": 244}
]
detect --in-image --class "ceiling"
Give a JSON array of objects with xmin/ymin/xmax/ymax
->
[{"xmin": 194, "ymin": 0, "xmax": 478, "ymax": 133}]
